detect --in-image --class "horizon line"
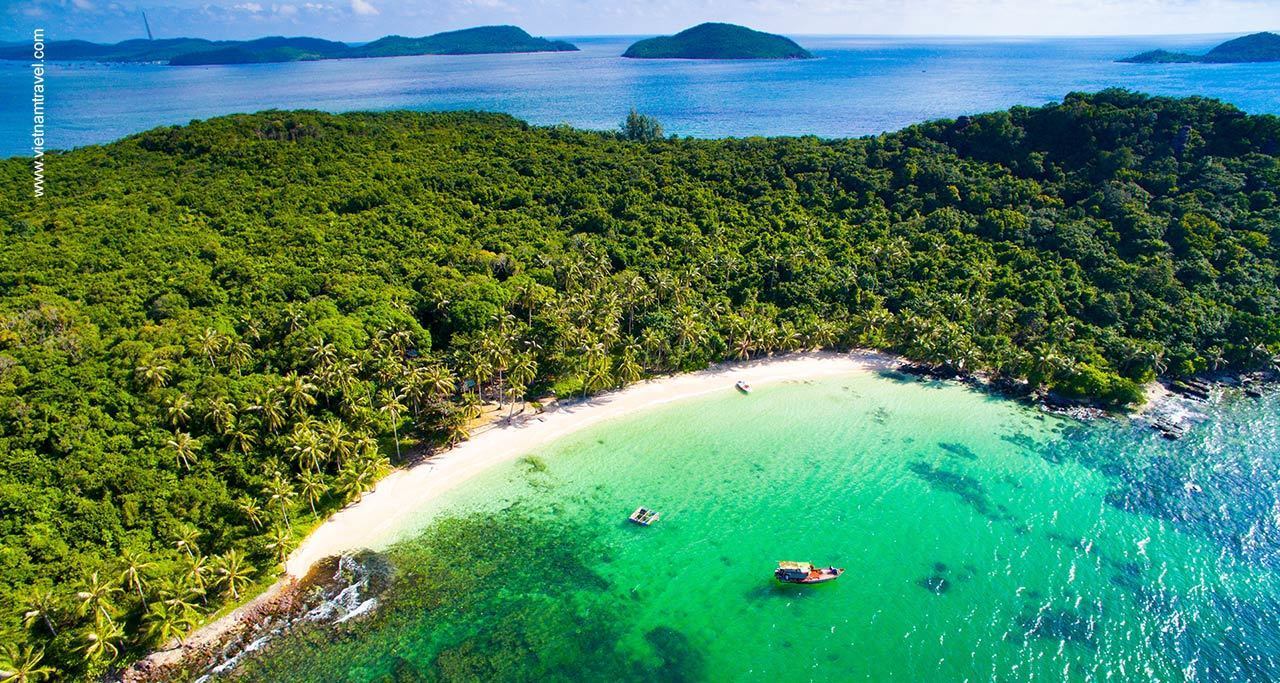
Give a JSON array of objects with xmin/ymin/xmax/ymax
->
[{"xmin": 3, "ymin": 27, "xmax": 1275, "ymax": 45}]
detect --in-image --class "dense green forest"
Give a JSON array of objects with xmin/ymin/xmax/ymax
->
[
  {"xmin": 1121, "ymin": 31, "xmax": 1280, "ymax": 63},
  {"xmin": 0, "ymin": 26, "xmax": 577, "ymax": 67},
  {"xmin": 1, "ymin": 90, "xmax": 1279, "ymax": 679},
  {"xmin": 621, "ymin": 22, "xmax": 813, "ymax": 60}
]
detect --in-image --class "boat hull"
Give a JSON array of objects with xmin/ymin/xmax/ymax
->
[{"xmin": 775, "ymin": 567, "xmax": 843, "ymax": 584}]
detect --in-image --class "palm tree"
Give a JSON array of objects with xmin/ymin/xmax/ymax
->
[
  {"xmin": 74, "ymin": 572, "xmax": 118, "ymax": 623},
  {"xmin": 266, "ymin": 474, "xmax": 296, "ymax": 531},
  {"xmin": 253, "ymin": 390, "xmax": 287, "ymax": 434},
  {"xmin": 585, "ymin": 363, "xmax": 613, "ymax": 396},
  {"xmin": 167, "ymin": 431, "xmax": 200, "ymax": 470},
  {"xmin": 228, "ymin": 340, "xmax": 254, "ymax": 374},
  {"xmin": 228, "ymin": 426, "xmax": 257, "ymax": 455},
  {"xmin": 174, "ymin": 525, "xmax": 201, "ymax": 560},
  {"xmin": 214, "ymin": 550, "xmax": 255, "ymax": 600},
  {"xmin": 206, "ymin": 398, "xmax": 237, "ymax": 435},
  {"xmin": 143, "ymin": 601, "xmax": 191, "ymax": 649},
  {"xmin": 165, "ymin": 393, "xmax": 193, "ymax": 428},
  {"xmin": 135, "ymin": 357, "xmax": 170, "ymax": 391},
  {"xmin": 0, "ymin": 644, "xmax": 55, "ymax": 682},
  {"xmin": 509, "ymin": 353, "xmax": 537, "ymax": 391},
  {"xmin": 19, "ymin": 589, "xmax": 60, "ymax": 637},
  {"xmin": 378, "ymin": 390, "xmax": 406, "ymax": 460},
  {"xmin": 298, "ymin": 471, "xmax": 328, "ymax": 516},
  {"xmin": 180, "ymin": 555, "xmax": 211, "ymax": 603},
  {"xmin": 236, "ymin": 496, "xmax": 264, "ymax": 529},
  {"xmin": 197, "ymin": 327, "xmax": 224, "ymax": 368},
  {"xmin": 419, "ymin": 363, "xmax": 456, "ymax": 403},
  {"xmin": 617, "ymin": 345, "xmax": 643, "ymax": 385},
  {"xmin": 78, "ymin": 615, "xmax": 124, "ymax": 665},
  {"xmin": 286, "ymin": 426, "xmax": 322, "ymax": 473},
  {"xmin": 318, "ymin": 419, "xmax": 353, "ymax": 471},
  {"xmin": 265, "ymin": 526, "xmax": 293, "ymax": 567},
  {"xmin": 158, "ymin": 575, "xmax": 203, "ymax": 613},
  {"xmin": 118, "ymin": 548, "xmax": 155, "ymax": 608},
  {"xmin": 281, "ymin": 372, "xmax": 318, "ymax": 413}
]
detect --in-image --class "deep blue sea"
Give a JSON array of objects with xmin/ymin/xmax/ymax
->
[{"xmin": 3, "ymin": 33, "xmax": 1280, "ymax": 157}]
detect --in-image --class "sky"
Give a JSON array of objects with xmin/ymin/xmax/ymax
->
[{"xmin": 4, "ymin": 0, "xmax": 1279, "ymax": 43}]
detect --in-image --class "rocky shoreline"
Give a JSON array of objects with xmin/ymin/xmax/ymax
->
[
  {"xmin": 121, "ymin": 553, "xmax": 391, "ymax": 682},
  {"xmin": 892, "ymin": 361, "xmax": 1277, "ymax": 432}
]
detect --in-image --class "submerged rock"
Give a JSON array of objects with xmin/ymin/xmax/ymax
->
[{"xmin": 917, "ymin": 576, "xmax": 951, "ymax": 594}]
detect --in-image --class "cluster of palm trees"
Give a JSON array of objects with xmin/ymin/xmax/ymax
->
[
  {"xmin": 26, "ymin": 242, "xmax": 1257, "ymax": 679},
  {"xmin": 12, "ymin": 528, "xmax": 256, "ymax": 678}
]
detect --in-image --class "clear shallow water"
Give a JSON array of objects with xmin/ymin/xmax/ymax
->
[
  {"xmin": 234, "ymin": 371, "xmax": 1280, "ymax": 681},
  {"xmin": 4, "ymin": 34, "xmax": 1280, "ymax": 158}
]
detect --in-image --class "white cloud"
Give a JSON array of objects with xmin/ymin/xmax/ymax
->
[
  {"xmin": 71, "ymin": 0, "xmax": 95, "ymax": 9},
  {"xmin": 350, "ymin": 0, "xmax": 378, "ymax": 15},
  {"xmin": 275, "ymin": 3, "xmax": 299, "ymax": 16},
  {"xmin": 233, "ymin": 2, "xmax": 264, "ymax": 11}
]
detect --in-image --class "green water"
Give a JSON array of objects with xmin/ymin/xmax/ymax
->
[{"xmin": 234, "ymin": 370, "xmax": 1280, "ymax": 681}]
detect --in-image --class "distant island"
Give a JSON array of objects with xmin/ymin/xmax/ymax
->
[
  {"xmin": 1120, "ymin": 31, "xmax": 1280, "ymax": 63},
  {"xmin": 0, "ymin": 25, "xmax": 578, "ymax": 65},
  {"xmin": 622, "ymin": 23, "xmax": 813, "ymax": 60}
]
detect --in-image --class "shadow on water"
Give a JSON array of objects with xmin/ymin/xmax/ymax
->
[
  {"xmin": 938, "ymin": 442, "xmax": 978, "ymax": 460},
  {"xmin": 907, "ymin": 461, "xmax": 1016, "ymax": 523}
]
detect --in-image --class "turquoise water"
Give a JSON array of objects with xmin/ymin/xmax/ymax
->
[
  {"xmin": 233, "ymin": 370, "xmax": 1280, "ymax": 681},
  {"xmin": 4, "ymin": 34, "xmax": 1280, "ymax": 157}
]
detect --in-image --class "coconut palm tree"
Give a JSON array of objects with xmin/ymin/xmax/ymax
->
[
  {"xmin": 228, "ymin": 340, "xmax": 254, "ymax": 374},
  {"xmin": 166, "ymin": 431, "xmax": 200, "ymax": 471},
  {"xmin": 206, "ymin": 398, "xmax": 237, "ymax": 435},
  {"xmin": 213, "ymin": 550, "xmax": 255, "ymax": 600},
  {"xmin": 236, "ymin": 496, "xmax": 264, "ymax": 529},
  {"xmin": 253, "ymin": 390, "xmax": 287, "ymax": 434},
  {"xmin": 173, "ymin": 525, "xmax": 201, "ymax": 560},
  {"xmin": 197, "ymin": 327, "xmax": 224, "ymax": 368},
  {"xmin": 286, "ymin": 426, "xmax": 322, "ymax": 473},
  {"xmin": 118, "ymin": 548, "xmax": 155, "ymax": 609},
  {"xmin": 135, "ymin": 357, "xmax": 170, "ymax": 391},
  {"xmin": 265, "ymin": 526, "xmax": 293, "ymax": 567},
  {"xmin": 281, "ymin": 372, "xmax": 318, "ymax": 413},
  {"xmin": 617, "ymin": 345, "xmax": 642, "ymax": 385},
  {"xmin": 19, "ymin": 589, "xmax": 60, "ymax": 637},
  {"xmin": 78, "ymin": 617, "xmax": 123, "ymax": 665},
  {"xmin": 158, "ymin": 575, "xmax": 203, "ymax": 613},
  {"xmin": 180, "ymin": 555, "xmax": 210, "ymax": 603},
  {"xmin": 143, "ymin": 601, "xmax": 192, "ymax": 649},
  {"xmin": 0, "ymin": 644, "xmax": 55, "ymax": 682},
  {"xmin": 165, "ymin": 393, "xmax": 192, "ymax": 428},
  {"xmin": 585, "ymin": 362, "xmax": 613, "ymax": 396},
  {"xmin": 266, "ymin": 474, "xmax": 296, "ymax": 531},
  {"xmin": 228, "ymin": 426, "xmax": 257, "ymax": 455},
  {"xmin": 298, "ymin": 471, "xmax": 328, "ymax": 516},
  {"xmin": 318, "ymin": 419, "xmax": 352, "ymax": 471},
  {"xmin": 378, "ymin": 390, "xmax": 406, "ymax": 460},
  {"xmin": 74, "ymin": 572, "xmax": 118, "ymax": 623},
  {"xmin": 509, "ymin": 353, "xmax": 537, "ymax": 391}
]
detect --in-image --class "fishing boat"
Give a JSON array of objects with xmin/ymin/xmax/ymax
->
[
  {"xmin": 774, "ymin": 561, "xmax": 843, "ymax": 584},
  {"xmin": 629, "ymin": 506, "xmax": 660, "ymax": 525},
  {"xmin": 735, "ymin": 380, "xmax": 752, "ymax": 394}
]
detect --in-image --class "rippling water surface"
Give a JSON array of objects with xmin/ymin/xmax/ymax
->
[
  {"xmin": 4, "ymin": 34, "xmax": 1280, "ymax": 157},
  {"xmin": 233, "ymin": 370, "xmax": 1280, "ymax": 681}
]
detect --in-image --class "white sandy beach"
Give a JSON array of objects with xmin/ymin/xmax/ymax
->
[
  {"xmin": 127, "ymin": 351, "xmax": 895, "ymax": 678},
  {"xmin": 284, "ymin": 350, "xmax": 895, "ymax": 576}
]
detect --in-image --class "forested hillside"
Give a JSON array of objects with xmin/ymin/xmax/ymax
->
[{"xmin": 1, "ymin": 90, "xmax": 1278, "ymax": 679}]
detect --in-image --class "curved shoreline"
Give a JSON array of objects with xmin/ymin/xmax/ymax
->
[
  {"xmin": 126, "ymin": 351, "xmax": 897, "ymax": 679},
  {"xmin": 284, "ymin": 350, "xmax": 897, "ymax": 575}
]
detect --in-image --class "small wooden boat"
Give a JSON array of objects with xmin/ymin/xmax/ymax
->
[
  {"xmin": 735, "ymin": 380, "xmax": 752, "ymax": 394},
  {"xmin": 775, "ymin": 561, "xmax": 843, "ymax": 584},
  {"xmin": 629, "ymin": 506, "xmax": 660, "ymax": 526}
]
